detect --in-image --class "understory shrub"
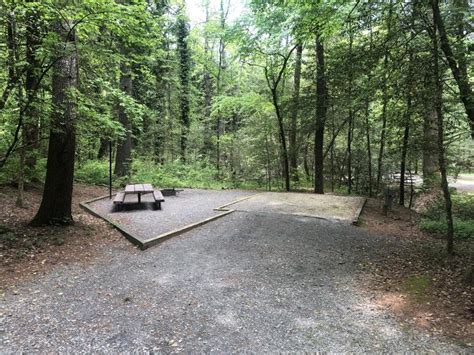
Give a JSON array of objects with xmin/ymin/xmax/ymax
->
[
  {"xmin": 420, "ymin": 192, "xmax": 474, "ymax": 240},
  {"xmin": 420, "ymin": 218, "xmax": 474, "ymax": 240}
]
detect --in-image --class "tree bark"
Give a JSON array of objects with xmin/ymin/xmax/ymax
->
[
  {"xmin": 289, "ymin": 43, "xmax": 302, "ymax": 182},
  {"xmin": 31, "ymin": 21, "xmax": 78, "ymax": 226},
  {"xmin": 431, "ymin": 5, "xmax": 455, "ymax": 254},
  {"xmin": 23, "ymin": 0, "xmax": 42, "ymax": 171},
  {"xmin": 176, "ymin": 16, "xmax": 190, "ymax": 163},
  {"xmin": 431, "ymin": 0, "xmax": 474, "ymax": 139},
  {"xmin": 114, "ymin": 62, "xmax": 133, "ymax": 177},
  {"xmin": 347, "ymin": 25, "xmax": 354, "ymax": 194},
  {"xmin": 263, "ymin": 45, "xmax": 298, "ymax": 192},
  {"xmin": 376, "ymin": 0, "xmax": 393, "ymax": 192},
  {"xmin": 202, "ymin": 0, "xmax": 213, "ymax": 158},
  {"xmin": 314, "ymin": 35, "xmax": 326, "ymax": 194}
]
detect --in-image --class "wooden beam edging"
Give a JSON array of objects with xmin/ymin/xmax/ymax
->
[
  {"xmin": 140, "ymin": 210, "xmax": 234, "ymax": 249},
  {"xmin": 79, "ymin": 195, "xmax": 145, "ymax": 249},
  {"xmin": 80, "ymin": 193, "xmax": 114, "ymax": 205},
  {"xmin": 214, "ymin": 194, "xmax": 258, "ymax": 211},
  {"xmin": 352, "ymin": 197, "xmax": 367, "ymax": 225}
]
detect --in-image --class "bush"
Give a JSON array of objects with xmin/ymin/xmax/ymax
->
[
  {"xmin": 74, "ymin": 159, "xmax": 228, "ymax": 189},
  {"xmin": 75, "ymin": 160, "xmax": 110, "ymax": 185},
  {"xmin": 420, "ymin": 218, "xmax": 474, "ymax": 240},
  {"xmin": 420, "ymin": 192, "xmax": 474, "ymax": 240}
]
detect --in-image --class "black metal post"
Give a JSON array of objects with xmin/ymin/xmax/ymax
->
[{"xmin": 109, "ymin": 140, "xmax": 112, "ymax": 199}]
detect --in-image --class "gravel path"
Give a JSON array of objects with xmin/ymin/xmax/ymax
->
[
  {"xmin": 227, "ymin": 192, "xmax": 365, "ymax": 222},
  {"xmin": 1, "ymin": 211, "xmax": 467, "ymax": 352},
  {"xmin": 451, "ymin": 174, "xmax": 474, "ymax": 193}
]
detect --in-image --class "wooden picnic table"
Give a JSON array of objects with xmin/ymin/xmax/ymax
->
[
  {"xmin": 113, "ymin": 183, "xmax": 165, "ymax": 210},
  {"xmin": 124, "ymin": 183, "xmax": 154, "ymax": 204}
]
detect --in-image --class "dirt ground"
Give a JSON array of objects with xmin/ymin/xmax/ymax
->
[
  {"xmin": 1, "ymin": 185, "xmax": 472, "ymax": 345},
  {"xmin": 0, "ymin": 184, "xmax": 132, "ymax": 287},
  {"xmin": 359, "ymin": 198, "xmax": 473, "ymax": 343}
]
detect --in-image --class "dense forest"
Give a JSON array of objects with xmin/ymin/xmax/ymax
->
[{"xmin": 0, "ymin": 1, "xmax": 473, "ymax": 250}]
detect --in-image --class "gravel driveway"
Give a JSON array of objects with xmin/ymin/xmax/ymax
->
[{"xmin": 1, "ymin": 211, "xmax": 467, "ymax": 352}]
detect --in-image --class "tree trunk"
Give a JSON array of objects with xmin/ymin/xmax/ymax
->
[
  {"xmin": 431, "ymin": 4, "xmax": 455, "ymax": 254},
  {"xmin": 314, "ymin": 35, "xmax": 326, "ymax": 194},
  {"xmin": 215, "ymin": 0, "xmax": 227, "ymax": 174},
  {"xmin": 31, "ymin": 21, "xmax": 78, "ymax": 226},
  {"xmin": 202, "ymin": 0, "xmax": 213, "ymax": 158},
  {"xmin": 423, "ymin": 106, "xmax": 439, "ymax": 185},
  {"xmin": 98, "ymin": 138, "xmax": 109, "ymax": 159},
  {"xmin": 431, "ymin": 0, "xmax": 474, "ymax": 139},
  {"xmin": 23, "ymin": 0, "xmax": 41, "ymax": 171},
  {"xmin": 289, "ymin": 43, "xmax": 302, "ymax": 182},
  {"xmin": 271, "ymin": 87, "xmax": 290, "ymax": 191},
  {"xmin": 347, "ymin": 26, "xmax": 354, "ymax": 194},
  {"xmin": 399, "ymin": 114, "xmax": 410, "ymax": 206},
  {"xmin": 376, "ymin": 0, "xmax": 393, "ymax": 192},
  {"xmin": 177, "ymin": 16, "xmax": 190, "ymax": 162},
  {"xmin": 114, "ymin": 63, "xmax": 133, "ymax": 177}
]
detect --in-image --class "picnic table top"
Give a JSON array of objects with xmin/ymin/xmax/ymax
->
[{"xmin": 124, "ymin": 183, "xmax": 154, "ymax": 194}]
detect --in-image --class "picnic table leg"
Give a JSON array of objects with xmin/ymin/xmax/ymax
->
[{"xmin": 138, "ymin": 192, "xmax": 141, "ymax": 204}]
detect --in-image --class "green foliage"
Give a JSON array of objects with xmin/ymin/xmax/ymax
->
[
  {"xmin": 75, "ymin": 160, "xmax": 110, "ymax": 186},
  {"xmin": 420, "ymin": 219, "xmax": 474, "ymax": 240},
  {"xmin": 423, "ymin": 193, "xmax": 474, "ymax": 221},
  {"xmin": 421, "ymin": 193, "xmax": 474, "ymax": 240}
]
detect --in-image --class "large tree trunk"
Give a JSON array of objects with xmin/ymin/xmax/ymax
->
[
  {"xmin": 114, "ymin": 63, "xmax": 133, "ymax": 177},
  {"xmin": 431, "ymin": 2, "xmax": 454, "ymax": 254},
  {"xmin": 314, "ymin": 35, "xmax": 326, "ymax": 194},
  {"xmin": 31, "ymin": 21, "xmax": 78, "ymax": 226},
  {"xmin": 177, "ymin": 16, "xmax": 190, "ymax": 162},
  {"xmin": 431, "ymin": 0, "xmax": 474, "ymax": 139},
  {"xmin": 289, "ymin": 43, "xmax": 302, "ymax": 182}
]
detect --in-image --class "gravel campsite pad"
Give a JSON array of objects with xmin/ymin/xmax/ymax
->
[
  {"xmin": 86, "ymin": 189, "xmax": 255, "ymax": 244},
  {"xmin": 226, "ymin": 192, "xmax": 366, "ymax": 222},
  {"xmin": 1, "ymin": 211, "xmax": 466, "ymax": 352}
]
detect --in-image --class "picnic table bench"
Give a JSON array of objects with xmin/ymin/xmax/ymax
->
[{"xmin": 113, "ymin": 183, "xmax": 165, "ymax": 210}]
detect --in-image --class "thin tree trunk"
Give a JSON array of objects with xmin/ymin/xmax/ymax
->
[
  {"xmin": 365, "ymin": 111, "xmax": 373, "ymax": 197},
  {"xmin": 431, "ymin": 5, "xmax": 455, "ymax": 254},
  {"xmin": 431, "ymin": 0, "xmax": 473, "ymax": 139},
  {"xmin": 314, "ymin": 35, "xmax": 326, "ymax": 194},
  {"xmin": 202, "ymin": 1, "xmax": 213, "ymax": 158},
  {"xmin": 399, "ymin": 113, "xmax": 410, "ymax": 206},
  {"xmin": 303, "ymin": 133, "xmax": 311, "ymax": 181},
  {"xmin": 263, "ymin": 45, "xmax": 298, "ymax": 192},
  {"xmin": 215, "ymin": 0, "xmax": 227, "ymax": 174},
  {"xmin": 24, "ymin": 0, "xmax": 41, "ymax": 171},
  {"xmin": 289, "ymin": 43, "xmax": 302, "ymax": 182},
  {"xmin": 376, "ymin": 1, "xmax": 393, "ymax": 192},
  {"xmin": 271, "ymin": 87, "xmax": 290, "ymax": 191},
  {"xmin": 31, "ymin": 20, "xmax": 78, "ymax": 226},
  {"xmin": 347, "ymin": 25, "xmax": 354, "ymax": 194}
]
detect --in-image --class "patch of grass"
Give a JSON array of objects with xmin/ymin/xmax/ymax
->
[
  {"xmin": 420, "ymin": 219, "xmax": 474, "ymax": 240},
  {"xmin": 421, "ymin": 192, "xmax": 474, "ymax": 240},
  {"xmin": 402, "ymin": 275, "xmax": 431, "ymax": 300}
]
